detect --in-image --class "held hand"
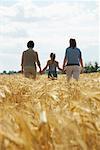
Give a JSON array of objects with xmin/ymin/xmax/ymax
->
[
  {"xmin": 39, "ymin": 69, "xmax": 44, "ymax": 75},
  {"xmin": 40, "ymin": 70, "xmax": 44, "ymax": 75},
  {"xmin": 63, "ymin": 65, "xmax": 66, "ymax": 71},
  {"xmin": 63, "ymin": 66, "xmax": 66, "ymax": 73},
  {"xmin": 39, "ymin": 69, "xmax": 42, "ymax": 75}
]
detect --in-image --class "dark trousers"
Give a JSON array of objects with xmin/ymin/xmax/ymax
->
[{"xmin": 48, "ymin": 71, "xmax": 57, "ymax": 78}]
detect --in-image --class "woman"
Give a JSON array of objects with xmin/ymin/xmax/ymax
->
[
  {"xmin": 63, "ymin": 38, "xmax": 83, "ymax": 81},
  {"xmin": 41, "ymin": 53, "xmax": 62, "ymax": 79},
  {"xmin": 21, "ymin": 40, "xmax": 41, "ymax": 79}
]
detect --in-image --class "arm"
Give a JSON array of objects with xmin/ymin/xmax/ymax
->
[
  {"xmin": 21, "ymin": 52, "xmax": 24, "ymax": 73},
  {"xmin": 80, "ymin": 58, "xmax": 83, "ymax": 67},
  {"xmin": 63, "ymin": 49, "xmax": 67, "ymax": 70},
  {"xmin": 80, "ymin": 58, "xmax": 84, "ymax": 73},
  {"xmin": 79, "ymin": 51, "xmax": 84, "ymax": 73},
  {"xmin": 79, "ymin": 51, "xmax": 83, "ymax": 67},
  {"xmin": 42, "ymin": 61, "xmax": 49, "ymax": 72},
  {"xmin": 63, "ymin": 56, "xmax": 67, "ymax": 70},
  {"xmin": 57, "ymin": 62, "xmax": 63, "ymax": 71},
  {"xmin": 21, "ymin": 66, "xmax": 23, "ymax": 73},
  {"xmin": 36, "ymin": 52, "xmax": 41, "ymax": 72}
]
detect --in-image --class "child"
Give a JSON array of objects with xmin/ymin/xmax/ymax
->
[{"xmin": 41, "ymin": 53, "xmax": 62, "ymax": 79}]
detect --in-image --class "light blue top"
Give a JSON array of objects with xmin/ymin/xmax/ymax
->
[{"xmin": 65, "ymin": 47, "xmax": 82, "ymax": 66}]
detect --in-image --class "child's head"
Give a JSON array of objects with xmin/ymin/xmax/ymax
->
[
  {"xmin": 50, "ymin": 53, "xmax": 56, "ymax": 61},
  {"xmin": 50, "ymin": 53, "xmax": 53, "ymax": 58}
]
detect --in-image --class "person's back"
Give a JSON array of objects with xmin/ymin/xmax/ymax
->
[
  {"xmin": 66, "ymin": 47, "xmax": 81, "ymax": 66},
  {"xmin": 22, "ymin": 49, "xmax": 38, "ymax": 67}
]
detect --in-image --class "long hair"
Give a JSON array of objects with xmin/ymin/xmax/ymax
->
[{"xmin": 69, "ymin": 39, "xmax": 76, "ymax": 49}]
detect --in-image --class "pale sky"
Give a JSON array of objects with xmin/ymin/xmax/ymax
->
[{"xmin": 0, "ymin": 0, "xmax": 99, "ymax": 72}]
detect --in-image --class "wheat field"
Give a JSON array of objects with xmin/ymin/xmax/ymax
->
[{"xmin": 0, "ymin": 73, "xmax": 100, "ymax": 150}]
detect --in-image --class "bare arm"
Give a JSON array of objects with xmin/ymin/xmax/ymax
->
[
  {"xmin": 80, "ymin": 58, "xmax": 83, "ymax": 67},
  {"xmin": 63, "ymin": 57, "xmax": 67, "ymax": 70},
  {"xmin": 36, "ymin": 52, "xmax": 41, "ymax": 71},
  {"xmin": 42, "ymin": 61, "xmax": 49, "ymax": 72},
  {"xmin": 63, "ymin": 49, "xmax": 68, "ymax": 70},
  {"xmin": 79, "ymin": 51, "xmax": 83, "ymax": 67},
  {"xmin": 57, "ymin": 62, "xmax": 63, "ymax": 71},
  {"xmin": 21, "ymin": 52, "xmax": 24, "ymax": 73}
]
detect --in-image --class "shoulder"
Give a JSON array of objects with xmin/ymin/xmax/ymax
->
[
  {"xmin": 33, "ymin": 50, "xmax": 38, "ymax": 56},
  {"xmin": 32, "ymin": 49, "xmax": 37, "ymax": 53},
  {"xmin": 55, "ymin": 60, "xmax": 58, "ymax": 64},
  {"xmin": 76, "ymin": 48, "xmax": 82, "ymax": 57},
  {"xmin": 66, "ymin": 47, "xmax": 71, "ymax": 52},
  {"xmin": 55, "ymin": 61, "xmax": 58, "ymax": 66},
  {"xmin": 23, "ymin": 49, "xmax": 28, "ymax": 54},
  {"xmin": 33, "ymin": 49, "xmax": 37, "ymax": 53},
  {"xmin": 47, "ymin": 60, "xmax": 51, "ymax": 64},
  {"xmin": 76, "ymin": 48, "xmax": 81, "ymax": 52},
  {"xmin": 66, "ymin": 47, "xmax": 69, "ymax": 51}
]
